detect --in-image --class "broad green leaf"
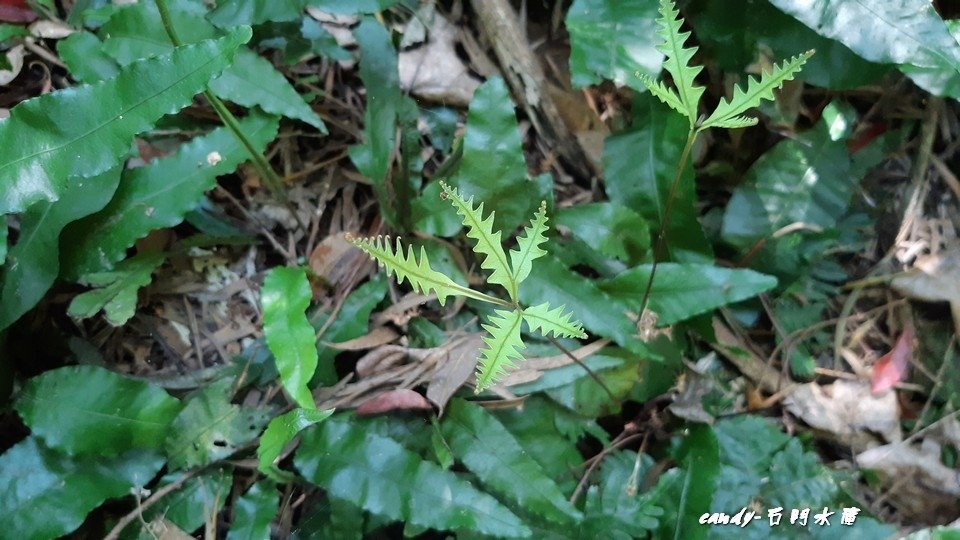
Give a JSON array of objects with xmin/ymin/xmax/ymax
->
[
  {"xmin": 449, "ymin": 77, "xmax": 550, "ymax": 234},
  {"xmin": 0, "ymin": 27, "xmax": 250, "ymax": 215},
  {"xmin": 15, "ymin": 365, "xmax": 182, "ymax": 455},
  {"xmin": 143, "ymin": 470, "xmax": 232, "ymax": 535},
  {"xmin": 521, "ymin": 302, "xmax": 586, "ymax": 339},
  {"xmin": 565, "ymin": 0, "xmax": 663, "ymax": 90},
  {"xmin": 769, "ymin": 0, "xmax": 960, "ymax": 99},
  {"xmin": 262, "ymin": 266, "xmax": 318, "ymax": 410},
  {"xmin": 228, "ymin": 481, "xmax": 279, "ymax": 540},
  {"xmin": 0, "ymin": 437, "xmax": 164, "ymax": 539},
  {"xmin": 312, "ymin": 276, "xmax": 387, "ymax": 385},
  {"xmin": 441, "ymin": 399, "xmax": 582, "ymax": 525},
  {"xmin": 556, "ymin": 202, "xmax": 650, "ymax": 265},
  {"xmin": 440, "ymin": 181, "xmax": 515, "ymax": 298},
  {"xmin": 0, "ymin": 24, "xmax": 29, "ymax": 42},
  {"xmin": 0, "ymin": 167, "xmax": 121, "ymax": 331},
  {"xmin": 700, "ymin": 50, "xmax": 813, "ymax": 130},
  {"xmin": 257, "ymin": 407, "xmax": 334, "ymax": 480},
  {"xmin": 510, "ymin": 200, "xmax": 549, "ymax": 294},
  {"xmin": 603, "ymin": 94, "xmax": 712, "ymax": 264},
  {"xmin": 476, "ymin": 309, "xmax": 526, "ymax": 392},
  {"xmin": 100, "ymin": 0, "xmax": 324, "ymax": 130},
  {"xmin": 67, "ymin": 252, "xmax": 165, "ymax": 326},
  {"xmin": 660, "ymin": 425, "xmax": 719, "ymax": 540},
  {"xmin": 350, "ymin": 235, "xmax": 498, "ymax": 305},
  {"xmin": 599, "ymin": 264, "xmax": 777, "ymax": 326},
  {"xmin": 57, "ymin": 31, "xmax": 119, "ymax": 83},
  {"xmin": 295, "ymin": 415, "xmax": 531, "ymax": 538},
  {"xmin": 579, "ymin": 451, "xmax": 663, "ymax": 538},
  {"xmin": 209, "ymin": 0, "xmax": 308, "ymax": 26},
  {"xmin": 164, "ymin": 378, "xmax": 272, "ymax": 470},
  {"xmin": 60, "ymin": 112, "xmax": 279, "ymax": 279},
  {"xmin": 652, "ymin": 0, "xmax": 704, "ymax": 125}
]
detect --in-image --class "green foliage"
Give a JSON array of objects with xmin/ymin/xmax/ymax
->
[
  {"xmin": 228, "ymin": 482, "xmax": 279, "ymax": 540},
  {"xmin": 67, "ymin": 252, "xmax": 165, "ymax": 326},
  {"xmin": 257, "ymin": 407, "xmax": 334, "ymax": 481},
  {"xmin": 477, "ymin": 309, "xmax": 527, "ymax": 391},
  {"xmin": 143, "ymin": 470, "xmax": 232, "ymax": 534},
  {"xmin": 579, "ymin": 451, "xmax": 663, "ymax": 538},
  {"xmin": 555, "ymin": 203, "xmax": 650, "ymax": 265},
  {"xmin": 648, "ymin": 0, "xmax": 705, "ymax": 125},
  {"xmin": 57, "ymin": 31, "xmax": 119, "ymax": 83},
  {"xmin": 261, "ymin": 266, "xmax": 319, "ymax": 410},
  {"xmin": 15, "ymin": 365, "xmax": 182, "ymax": 456},
  {"xmin": 0, "ymin": 28, "xmax": 250, "ymax": 215}
]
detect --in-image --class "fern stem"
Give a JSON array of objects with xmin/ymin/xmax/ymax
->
[{"xmin": 636, "ymin": 128, "xmax": 697, "ymax": 321}]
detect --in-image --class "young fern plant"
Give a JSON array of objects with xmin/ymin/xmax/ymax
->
[
  {"xmin": 633, "ymin": 0, "xmax": 814, "ymax": 319},
  {"xmin": 349, "ymin": 182, "xmax": 586, "ymax": 393}
]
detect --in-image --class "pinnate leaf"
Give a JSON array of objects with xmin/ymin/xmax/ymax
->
[
  {"xmin": 476, "ymin": 309, "xmax": 526, "ymax": 392},
  {"xmin": 257, "ymin": 407, "xmax": 334, "ymax": 481},
  {"xmin": 509, "ymin": 200, "xmax": 549, "ymax": 297},
  {"xmin": 0, "ymin": 27, "xmax": 250, "ymax": 215},
  {"xmin": 638, "ymin": 73, "xmax": 687, "ymax": 117},
  {"xmin": 654, "ymin": 0, "xmax": 704, "ymax": 125},
  {"xmin": 262, "ymin": 266, "xmax": 318, "ymax": 410},
  {"xmin": 521, "ymin": 302, "xmax": 586, "ymax": 339},
  {"xmin": 67, "ymin": 252, "xmax": 165, "ymax": 326}
]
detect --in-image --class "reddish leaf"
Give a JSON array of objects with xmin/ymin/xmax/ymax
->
[
  {"xmin": 0, "ymin": 0, "xmax": 35, "ymax": 23},
  {"xmin": 871, "ymin": 327, "xmax": 913, "ymax": 395},
  {"xmin": 355, "ymin": 389, "xmax": 433, "ymax": 416}
]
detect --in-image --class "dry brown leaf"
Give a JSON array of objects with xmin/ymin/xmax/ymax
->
[
  {"xmin": 28, "ymin": 20, "xmax": 75, "ymax": 39},
  {"xmin": 308, "ymin": 232, "xmax": 367, "ymax": 296},
  {"xmin": 426, "ymin": 334, "xmax": 484, "ymax": 413},
  {"xmin": 857, "ymin": 441, "xmax": 960, "ymax": 523},
  {"xmin": 892, "ymin": 249, "xmax": 960, "ymax": 336},
  {"xmin": 355, "ymin": 388, "xmax": 433, "ymax": 416},
  {"xmin": 325, "ymin": 326, "xmax": 398, "ymax": 351},
  {"xmin": 784, "ymin": 379, "xmax": 901, "ymax": 449},
  {"xmin": 0, "ymin": 44, "xmax": 24, "ymax": 86},
  {"xmin": 397, "ymin": 13, "xmax": 480, "ymax": 106}
]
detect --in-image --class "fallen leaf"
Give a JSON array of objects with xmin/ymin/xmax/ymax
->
[
  {"xmin": 355, "ymin": 388, "xmax": 433, "ymax": 415},
  {"xmin": 784, "ymin": 379, "xmax": 901, "ymax": 449},
  {"xmin": 324, "ymin": 326, "xmax": 398, "ymax": 351},
  {"xmin": 426, "ymin": 334, "xmax": 484, "ymax": 413},
  {"xmin": 871, "ymin": 327, "xmax": 913, "ymax": 395},
  {"xmin": 28, "ymin": 20, "xmax": 75, "ymax": 39},
  {"xmin": 0, "ymin": 44, "xmax": 24, "ymax": 86},
  {"xmin": 892, "ymin": 249, "xmax": 960, "ymax": 336},
  {"xmin": 308, "ymin": 232, "xmax": 367, "ymax": 296},
  {"xmin": 0, "ymin": 0, "xmax": 35, "ymax": 23},
  {"xmin": 397, "ymin": 12, "xmax": 480, "ymax": 106}
]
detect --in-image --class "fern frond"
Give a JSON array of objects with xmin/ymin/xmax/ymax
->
[
  {"xmin": 508, "ymin": 200, "xmax": 548, "ymax": 298},
  {"xmin": 349, "ymin": 235, "xmax": 501, "ymax": 306},
  {"xmin": 521, "ymin": 302, "xmax": 587, "ymax": 339},
  {"xmin": 638, "ymin": 74, "xmax": 687, "ymax": 117},
  {"xmin": 655, "ymin": 0, "xmax": 704, "ymax": 125},
  {"xmin": 476, "ymin": 309, "xmax": 525, "ymax": 393},
  {"xmin": 706, "ymin": 115, "xmax": 758, "ymax": 129},
  {"xmin": 700, "ymin": 50, "xmax": 814, "ymax": 130},
  {"xmin": 439, "ymin": 182, "xmax": 516, "ymax": 298}
]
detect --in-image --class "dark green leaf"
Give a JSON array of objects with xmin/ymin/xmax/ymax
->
[
  {"xmin": 0, "ymin": 167, "xmax": 121, "ymax": 331},
  {"xmin": 67, "ymin": 252, "xmax": 165, "ymax": 326},
  {"xmin": 579, "ymin": 451, "xmax": 663, "ymax": 538},
  {"xmin": 566, "ymin": 0, "xmax": 663, "ymax": 89},
  {"xmin": 0, "ymin": 24, "xmax": 29, "ymax": 42},
  {"xmin": 61, "ymin": 112, "xmax": 279, "ymax": 279},
  {"xmin": 57, "ymin": 32, "xmax": 120, "ymax": 83},
  {"xmin": 295, "ymin": 415, "xmax": 531, "ymax": 538},
  {"xmin": 143, "ymin": 470, "xmax": 232, "ymax": 534},
  {"xmin": 663, "ymin": 424, "xmax": 719, "ymax": 540},
  {"xmin": 262, "ymin": 266, "xmax": 318, "ymax": 410},
  {"xmin": 0, "ymin": 437, "xmax": 164, "ymax": 539},
  {"xmin": 556, "ymin": 202, "xmax": 650, "ymax": 265},
  {"xmin": 0, "ymin": 27, "xmax": 250, "ymax": 215},
  {"xmin": 228, "ymin": 481, "xmax": 278, "ymax": 540},
  {"xmin": 257, "ymin": 407, "xmax": 334, "ymax": 480},
  {"xmin": 442, "ymin": 399, "xmax": 582, "ymax": 525},
  {"xmin": 209, "ymin": 0, "xmax": 308, "ymax": 26},
  {"xmin": 15, "ymin": 365, "xmax": 181, "ymax": 456}
]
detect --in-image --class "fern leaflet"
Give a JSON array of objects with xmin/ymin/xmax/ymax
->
[
  {"xmin": 508, "ymin": 200, "xmax": 548, "ymax": 299},
  {"xmin": 521, "ymin": 302, "xmax": 586, "ymax": 339},
  {"xmin": 440, "ymin": 182, "xmax": 516, "ymax": 298},
  {"xmin": 639, "ymin": 74, "xmax": 686, "ymax": 118},
  {"xmin": 700, "ymin": 50, "xmax": 813, "ymax": 130},
  {"xmin": 476, "ymin": 309, "xmax": 525, "ymax": 393},
  {"xmin": 654, "ymin": 0, "xmax": 704, "ymax": 126},
  {"xmin": 349, "ymin": 235, "xmax": 503, "ymax": 306}
]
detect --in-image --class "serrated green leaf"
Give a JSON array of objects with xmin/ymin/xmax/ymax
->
[
  {"xmin": 60, "ymin": 112, "xmax": 279, "ymax": 279},
  {"xmin": 295, "ymin": 415, "xmax": 531, "ymax": 538},
  {"xmin": 0, "ymin": 27, "xmax": 250, "ymax": 215},
  {"xmin": 0, "ymin": 437, "xmax": 164, "ymax": 539},
  {"xmin": 701, "ymin": 50, "xmax": 813, "ymax": 130},
  {"xmin": 599, "ymin": 263, "xmax": 777, "ymax": 326},
  {"xmin": 509, "ymin": 200, "xmax": 549, "ymax": 296},
  {"xmin": 262, "ymin": 266, "xmax": 318, "ymax": 410},
  {"xmin": 706, "ymin": 115, "xmax": 758, "ymax": 129},
  {"xmin": 440, "ymin": 181, "xmax": 515, "ymax": 298},
  {"xmin": 257, "ymin": 407, "xmax": 334, "ymax": 481},
  {"xmin": 653, "ymin": 0, "xmax": 704, "ymax": 125},
  {"xmin": 476, "ymin": 309, "xmax": 525, "ymax": 392},
  {"xmin": 57, "ymin": 32, "xmax": 119, "ymax": 83},
  {"xmin": 350, "ymin": 235, "xmax": 500, "ymax": 306},
  {"xmin": 67, "ymin": 252, "xmax": 165, "ymax": 326},
  {"xmin": 639, "ymin": 73, "xmax": 686, "ymax": 117},
  {"xmin": 228, "ymin": 481, "xmax": 279, "ymax": 540},
  {"xmin": 521, "ymin": 302, "xmax": 586, "ymax": 339},
  {"xmin": 164, "ymin": 378, "xmax": 272, "ymax": 470},
  {"xmin": 442, "ymin": 399, "xmax": 582, "ymax": 525},
  {"xmin": 0, "ymin": 167, "xmax": 121, "ymax": 331},
  {"xmin": 15, "ymin": 365, "xmax": 182, "ymax": 456}
]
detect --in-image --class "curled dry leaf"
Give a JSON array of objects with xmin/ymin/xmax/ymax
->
[
  {"xmin": 355, "ymin": 388, "xmax": 433, "ymax": 416},
  {"xmin": 397, "ymin": 12, "xmax": 480, "ymax": 106},
  {"xmin": 0, "ymin": 44, "xmax": 24, "ymax": 86},
  {"xmin": 784, "ymin": 379, "xmax": 901, "ymax": 450},
  {"xmin": 28, "ymin": 20, "xmax": 75, "ymax": 39},
  {"xmin": 871, "ymin": 327, "xmax": 913, "ymax": 396},
  {"xmin": 308, "ymin": 232, "xmax": 369, "ymax": 297}
]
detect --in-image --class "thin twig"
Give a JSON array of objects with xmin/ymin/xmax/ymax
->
[
  {"xmin": 544, "ymin": 335, "xmax": 616, "ymax": 402},
  {"xmin": 104, "ymin": 469, "xmax": 202, "ymax": 540}
]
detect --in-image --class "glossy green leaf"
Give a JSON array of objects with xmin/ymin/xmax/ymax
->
[
  {"xmin": 769, "ymin": 0, "xmax": 960, "ymax": 99},
  {"xmin": 143, "ymin": 470, "xmax": 232, "ymax": 535},
  {"xmin": 0, "ymin": 437, "xmax": 164, "ymax": 539},
  {"xmin": 209, "ymin": 0, "xmax": 308, "ymax": 26},
  {"xmin": 476, "ymin": 309, "xmax": 526, "ymax": 392},
  {"xmin": 600, "ymin": 263, "xmax": 777, "ymax": 326},
  {"xmin": 262, "ymin": 266, "xmax": 318, "ymax": 410},
  {"xmin": 295, "ymin": 415, "xmax": 531, "ymax": 538},
  {"xmin": 0, "ymin": 167, "xmax": 121, "ymax": 331},
  {"xmin": 556, "ymin": 202, "xmax": 650, "ymax": 265},
  {"xmin": 665, "ymin": 425, "xmax": 720, "ymax": 540},
  {"xmin": 0, "ymin": 24, "xmax": 29, "ymax": 42},
  {"xmin": 67, "ymin": 252, "xmax": 165, "ymax": 326},
  {"xmin": 651, "ymin": 0, "xmax": 704, "ymax": 125},
  {"xmin": 566, "ymin": 0, "xmax": 663, "ymax": 90},
  {"xmin": 0, "ymin": 27, "xmax": 250, "ymax": 215},
  {"xmin": 603, "ymin": 94, "xmax": 712, "ymax": 264},
  {"xmin": 15, "ymin": 365, "xmax": 182, "ymax": 456},
  {"xmin": 57, "ymin": 31, "xmax": 119, "ymax": 83},
  {"xmin": 228, "ymin": 481, "xmax": 279, "ymax": 540},
  {"xmin": 61, "ymin": 112, "xmax": 279, "ymax": 279},
  {"xmin": 442, "ymin": 399, "xmax": 582, "ymax": 525},
  {"xmin": 579, "ymin": 451, "xmax": 663, "ymax": 538},
  {"xmin": 510, "ymin": 200, "xmax": 549, "ymax": 295},
  {"xmin": 257, "ymin": 407, "xmax": 334, "ymax": 480},
  {"xmin": 164, "ymin": 378, "xmax": 272, "ymax": 470}
]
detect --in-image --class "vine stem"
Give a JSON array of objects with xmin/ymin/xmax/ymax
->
[
  {"xmin": 153, "ymin": 0, "xmax": 306, "ymax": 233},
  {"xmin": 636, "ymin": 127, "xmax": 698, "ymax": 322}
]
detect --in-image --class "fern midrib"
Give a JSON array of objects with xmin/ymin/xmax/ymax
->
[
  {"xmin": 508, "ymin": 219, "xmax": 546, "ymax": 297},
  {"xmin": 521, "ymin": 308, "xmax": 579, "ymax": 336},
  {"xmin": 454, "ymin": 198, "xmax": 514, "ymax": 291},
  {"xmin": 478, "ymin": 311, "xmax": 523, "ymax": 389},
  {"xmin": 706, "ymin": 55, "xmax": 807, "ymax": 126}
]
